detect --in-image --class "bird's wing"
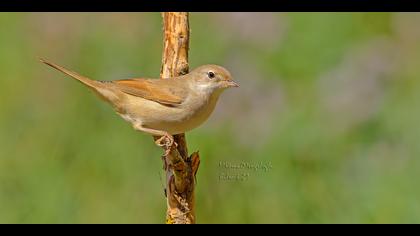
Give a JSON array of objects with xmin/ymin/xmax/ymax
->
[{"xmin": 111, "ymin": 78, "xmax": 187, "ymax": 106}]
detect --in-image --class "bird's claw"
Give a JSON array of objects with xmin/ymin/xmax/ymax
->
[
  {"xmin": 155, "ymin": 134, "xmax": 174, "ymax": 147},
  {"xmin": 155, "ymin": 134, "xmax": 177, "ymax": 155}
]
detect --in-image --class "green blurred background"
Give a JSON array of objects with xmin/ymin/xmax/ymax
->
[{"xmin": 0, "ymin": 12, "xmax": 420, "ymax": 223}]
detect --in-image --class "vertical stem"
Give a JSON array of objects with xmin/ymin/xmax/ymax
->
[{"xmin": 159, "ymin": 12, "xmax": 200, "ymax": 224}]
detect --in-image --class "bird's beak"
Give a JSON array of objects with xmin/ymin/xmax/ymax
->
[{"xmin": 226, "ymin": 80, "xmax": 239, "ymax": 88}]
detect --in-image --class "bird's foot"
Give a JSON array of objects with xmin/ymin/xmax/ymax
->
[
  {"xmin": 155, "ymin": 134, "xmax": 177, "ymax": 155},
  {"xmin": 155, "ymin": 133, "xmax": 174, "ymax": 147}
]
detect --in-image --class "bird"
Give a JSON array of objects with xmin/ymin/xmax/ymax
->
[{"xmin": 40, "ymin": 58, "xmax": 239, "ymax": 153}]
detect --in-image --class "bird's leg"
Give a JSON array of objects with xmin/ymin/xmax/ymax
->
[{"xmin": 132, "ymin": 124, "xmax": 176, "ymax": 155}]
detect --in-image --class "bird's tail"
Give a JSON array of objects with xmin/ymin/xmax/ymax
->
[
  {"xmin": 40, "ymin": 58, "xmax": 101, "ymax": 89},
  {"xmin": 40, "ymin": 58, "xmax": 124, "ymax": 109}
]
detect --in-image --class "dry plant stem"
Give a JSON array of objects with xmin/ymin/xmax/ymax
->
[{"xmin": 156, "ymin": 12, "xmax": 200, "ymax": 224}]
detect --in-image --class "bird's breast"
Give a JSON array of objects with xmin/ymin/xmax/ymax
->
[{"xmin": 175, "ymin": 92, "xmax": 220, "ymax": 132}]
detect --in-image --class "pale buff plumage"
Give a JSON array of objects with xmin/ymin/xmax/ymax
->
[{"xmin": 40, "ymin": 59, "xmax": 238, "ymax": 147}]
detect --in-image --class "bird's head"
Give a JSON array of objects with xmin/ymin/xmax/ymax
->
[{"xmin": 188, "ymin": 64, "xmax": 239, "ymax": 93}]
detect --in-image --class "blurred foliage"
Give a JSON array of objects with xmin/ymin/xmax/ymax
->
[{"xmin": 0, "ymin": 12, "xmax": 420, "ymax": 223}]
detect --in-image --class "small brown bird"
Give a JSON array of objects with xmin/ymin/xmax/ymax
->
[{"xmin": 40, "ymin": 59, "xmax": 238, "ymax": 151}]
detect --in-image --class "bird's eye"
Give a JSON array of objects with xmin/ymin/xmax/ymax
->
[{"xmin": 207, "ymin": 71, "xmax": 215, "ymax": 79}]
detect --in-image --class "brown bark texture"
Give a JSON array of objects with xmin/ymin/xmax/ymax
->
[{"xmin": 158, "ymin": 12, "xmax": 200, "ymax": 224}]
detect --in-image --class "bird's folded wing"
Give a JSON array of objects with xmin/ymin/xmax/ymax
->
[{"xmin": 112, "ymin": 78, "xmax": 186, "ymax": 106}]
